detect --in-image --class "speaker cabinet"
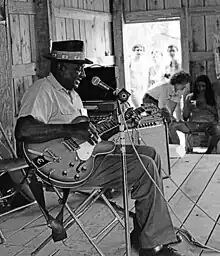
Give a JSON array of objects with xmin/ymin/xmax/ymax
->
[{"xmin": 109, "ymin": 123, "xmax": 171, "ymax": 179}]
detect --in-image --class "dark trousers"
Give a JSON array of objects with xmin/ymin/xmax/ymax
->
[
  {"xmin": 84, "ymin": 145, "xmax": 176, "ymax": 248},
  {"xmin": 172, "ymin": 121, "xmax": 220, "ymax": 153}
]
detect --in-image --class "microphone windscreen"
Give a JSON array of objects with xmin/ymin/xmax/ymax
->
[{"xmin": 91, "ymin": 76, "xmax": 100, "ymax": 86}]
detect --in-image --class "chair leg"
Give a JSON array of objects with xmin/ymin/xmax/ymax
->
[
  {"xmin": 0, "ymin": 229, "xmax": 6, "ymax": 244},
  {"xmin": 54, "ymin": 187, "xmax": 106, "ymax": 256}
]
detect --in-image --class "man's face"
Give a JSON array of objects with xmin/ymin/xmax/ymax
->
[
  {"xmin": 60, "ymin": 62, "xmax": 86, "ymax": 90},
  {"xmin": 196, "ymin": 81, "xmax": 206, "ymax": 92},
  {"xmin": 168, "ymin": 48, "xmax": 176, "ymax": 58},
  {"xmin": 175, "ymin": 82, "xmax": 186, "ymax": 92},
  {"xmin": 134, "ymin": 47, "xmax": 144, "ymax": 56}
]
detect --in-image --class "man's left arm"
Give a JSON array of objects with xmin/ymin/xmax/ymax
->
[
  {"xmin": 166, "ymin": 99, "xmax": 178, "ymax": 121},
  {"xmin": 174, "ymin": 101, "xmax": 182, "ymax": 121}
]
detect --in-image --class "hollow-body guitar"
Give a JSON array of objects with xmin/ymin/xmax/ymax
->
[{"xmin": 23, "ymin": 107, "xmax": 147, "ymax": 188}]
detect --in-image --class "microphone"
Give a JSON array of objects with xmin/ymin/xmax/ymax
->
[{"xmin": 91, "ymin": 76, "xmax": 113, "ymax": 91}]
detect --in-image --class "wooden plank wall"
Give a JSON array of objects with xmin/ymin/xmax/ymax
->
[
  {"xmin": 0, "ymin": 0, "xmax": 14, "ymax": 144},
  {"xmin": 123, "ymin": 0, "xmax": 220, "ymax": 83},
  {"xmin": 8, "ymin": 0, "xmax": 37, "ymax": 118},
  {"xmin": 3, "ymin": 0, "xmax": 50, "ymax": 145},
  {"xmin": 48, "ymin": 0, "xmax": 113, "ymax": 66}
]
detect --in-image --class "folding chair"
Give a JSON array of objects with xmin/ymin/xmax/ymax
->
[
  {"xmin": 185, "ymin": 131, "xmax": 210, "ymax": 153},
  {"xmin": 0, "ymin": 156, "xmax": 130, "ymax": 256},
  {"xmin": 30, "ymin": 184, "xmax": 128, "ymax": 256},
  {"xmin": 0, "ymin": 157, "xmax": 35, "ymax": 245},
  {"xmin": 0, "ymin": 122, "xmax": 132, "ymax": 255}
]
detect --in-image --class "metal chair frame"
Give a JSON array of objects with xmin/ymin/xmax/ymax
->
[{"xmin": 31, "ymin": 183, "xmax": 128, "ymax": 256}]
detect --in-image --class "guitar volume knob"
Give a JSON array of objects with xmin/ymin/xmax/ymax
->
[
  {"xmin": 69, "ymin": 162, "xmax": 75, "ymax": 167},
  {"xmin": 62, "ymin": 170, "xmax": 68, "ymax": 176},
  {"xmin": 81, "ymin": 166, "xmax": 87, "ymax": 172},
  {"xmin": 74, "ymin": 174, "xmax": 80, "ymax": 180}
]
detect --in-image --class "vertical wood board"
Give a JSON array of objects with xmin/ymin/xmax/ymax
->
[
  {"xmin": 55, "ymin": 17, "xmax": 67, "ymax": 40},
  {"xmin": 93, "ymin": 0, "xmax": 104, "ymax": 11},
  {"xmin": 147, "ymin": 0, "xmax": 164, "ymax": 10},
  {"xmin": 205, "ymin": 15, "xmax": 220, "ymax": 81},
  {"xmin": 188, "ymin": 0, "xmax": 204, "ymax": 7},
  {"xmin": 113, "ymin": 0, "xmax": 126, "ymax": 89},
  {"xmin": 103, "ymin": 0, "xmax": 110, "ymax": 12},
  {"xmin": 123, "ymin": 0, "xmax": 130, "ymax": 12},
  {"xmin": 130, "ymin": 0, "xmax": 146, "ymax": 11},
  {"xmin": 164, "ymin": 0, "xmax": 181, "ymax": 9},
  {"xmin": 65, "ymin": 18, "xmax": 74, "ymax": 39},
  {"xmin": 19, "ymin": 14, "xmax": 31, "ymax": 64},
  {"xmin": 205, "ymin": 0, "xmax": 220, "ymax": 6},
  {"xmin": 191, "ymin": 16, "xmax": 206, "ymax": 52},
  {"xmin": 9, "ymin": 14, "xmax": 22, "ymax": 65}
]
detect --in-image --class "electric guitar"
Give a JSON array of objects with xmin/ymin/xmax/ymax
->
[{"xmin": 23, "ymin": 106, "xmax": 150, "ymax": 188}]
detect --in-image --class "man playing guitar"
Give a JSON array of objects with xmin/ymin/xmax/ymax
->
[{"xmin": 15, "ymin": 40, "xmax": 186, "ymax": 256}]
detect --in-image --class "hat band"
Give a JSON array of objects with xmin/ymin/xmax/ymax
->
[{"xmin": 51, "ymin": 50, "xmax": 85, "ymax": 61}]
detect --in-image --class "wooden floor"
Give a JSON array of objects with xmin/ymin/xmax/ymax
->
[{"xmin": 1, "ymin": 153, "xmax": 220, "ymax": 256}]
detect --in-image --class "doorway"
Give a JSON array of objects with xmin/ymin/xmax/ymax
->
[
  {"xmin": 123, "ymin": 19, "xmax": 182, "ymax": 93},
  {"xmin": 123, "ymin": 19, "xmax": 186, "ymax": 153}
]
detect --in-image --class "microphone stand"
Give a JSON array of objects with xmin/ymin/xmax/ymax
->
[
  {"xmin": 114, "ymin": 88, "xmax": 131, "ymax": 256},
  {"xmin": 92, "ymin": 78, "xmax": 132, "ymax": 255}
]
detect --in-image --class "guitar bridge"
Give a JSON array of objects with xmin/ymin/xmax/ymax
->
[{"xmin": 44, "ymin": 148, "xmax": 61, "ymax": 163}]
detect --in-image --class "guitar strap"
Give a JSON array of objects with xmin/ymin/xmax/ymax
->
[{"xmin": 28, "ymin": 173, "xmax": 70, "ymax": 242}]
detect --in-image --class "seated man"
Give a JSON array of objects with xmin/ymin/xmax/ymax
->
[
  {"xmin": 15, "ymin": 40, "xmax": 187, "ymax": 256},
  {"xmin": 143, "ymin": 71, "xmax": 191, "ymax": 144},
  {"xmin": 172, "ymin": 74, "xmax": 220, "ymax": 153}
]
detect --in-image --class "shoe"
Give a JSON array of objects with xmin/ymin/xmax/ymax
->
[
  {"xmin": 139, "ymin": 245, "xmax": 185, "ymax": 256},
  {"xmin": 130, "ymin": 230, "xmax": 140, "ymax": 252}
]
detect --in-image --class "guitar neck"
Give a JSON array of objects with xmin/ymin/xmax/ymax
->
[
  {"xmin": 95, "ymin": 106, "xmax": 145, "ymax": 137},
  {"xmin": 96, "ymin": 117, "xmax": 118, "ymax": 136}
]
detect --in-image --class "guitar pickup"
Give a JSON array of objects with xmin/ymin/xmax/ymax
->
[{"xmin": 62, "ymin": 138, "xmax": 80, "ymax": 151}]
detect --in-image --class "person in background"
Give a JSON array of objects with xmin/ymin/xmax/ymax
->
[
  {"xmin": 148, "ymin": 49, "xmax": 165, "ymax": 89},
  {"xmin": 128, "ymin": 44, "xmax": 149, "ymax": 108},
  {"xmin": 172, "ymin": 74, "xmax": 220, "ymax": 153},
  {"xmin": 165, "ymin": 45, "xmax": 182, "ymax": 121},
  {"xmin": 143, "ymin": 70, "xmax": 191, "ymax": 144},
  {"xmin": 15, "ymin": 40, "xmax": 188, "ymax": 256},
  {"xmin": 165, "ymin": 45, "xmax": 181, "ymax": 78}
]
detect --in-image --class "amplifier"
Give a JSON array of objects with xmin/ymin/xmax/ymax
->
[
  {"xmin": 83, "ymin": 100, "xmax": 116, "ymax": 123},
  {"xmin": 83, "ymin": 100, "xmax": 117, "ymax": 112},
  {"xmin": 109, "ymin": 121, "xmax": 171, "ymax": 179}
]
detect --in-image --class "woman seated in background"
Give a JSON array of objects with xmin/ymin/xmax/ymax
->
[
  {"xmin": 173, "ymin": 74, "xmax": 220, "ymax": 153},
  {"xmin": 142, "ymin": 70, "xmax": 191, "ymax": 144}
]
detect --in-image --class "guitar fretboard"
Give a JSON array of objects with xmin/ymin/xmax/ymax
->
[{"xmin": 96, "ymin": 107, "xmax": 146, "ymax": 136}]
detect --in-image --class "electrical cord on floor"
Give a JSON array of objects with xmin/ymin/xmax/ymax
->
[{"xmin": 118, "ymin": 107, "xmax": 220, "ymax": 253}]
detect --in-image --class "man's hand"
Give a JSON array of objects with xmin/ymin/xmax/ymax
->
[
  {"xmin": 125, "ymin": 107, "xmax": 142, "ymax": 128},
  {"xmin": 170, "ymin": 116, "xmax": 177, "ymax": 124},
  {"xmin": 196, "ymin": 101, "xmax": 205, "ymax": 109},
  {"xmin": 74, "ymin": 121, "xmax": 99, "ymax": 145},
  {"xmin": 160, "ymin": 108, "xmax": 172, "ymax": 123},
  {"xmin": 88, "ymin": 122, "xmax": 99, "ymax": 144}
]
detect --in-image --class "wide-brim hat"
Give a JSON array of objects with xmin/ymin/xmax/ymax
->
[{"xmin": 44, "ymin": 40, "xmax": 93, "ymax": 64}]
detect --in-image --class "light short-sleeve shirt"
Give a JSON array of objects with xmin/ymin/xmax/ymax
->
[
  {"xmin": 147, "ymin": 82, "xmax": 184, "ymax": 109},
  {"xmin": 18, "ymin": 73, "xmax": 87, "ymax": 124}
]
